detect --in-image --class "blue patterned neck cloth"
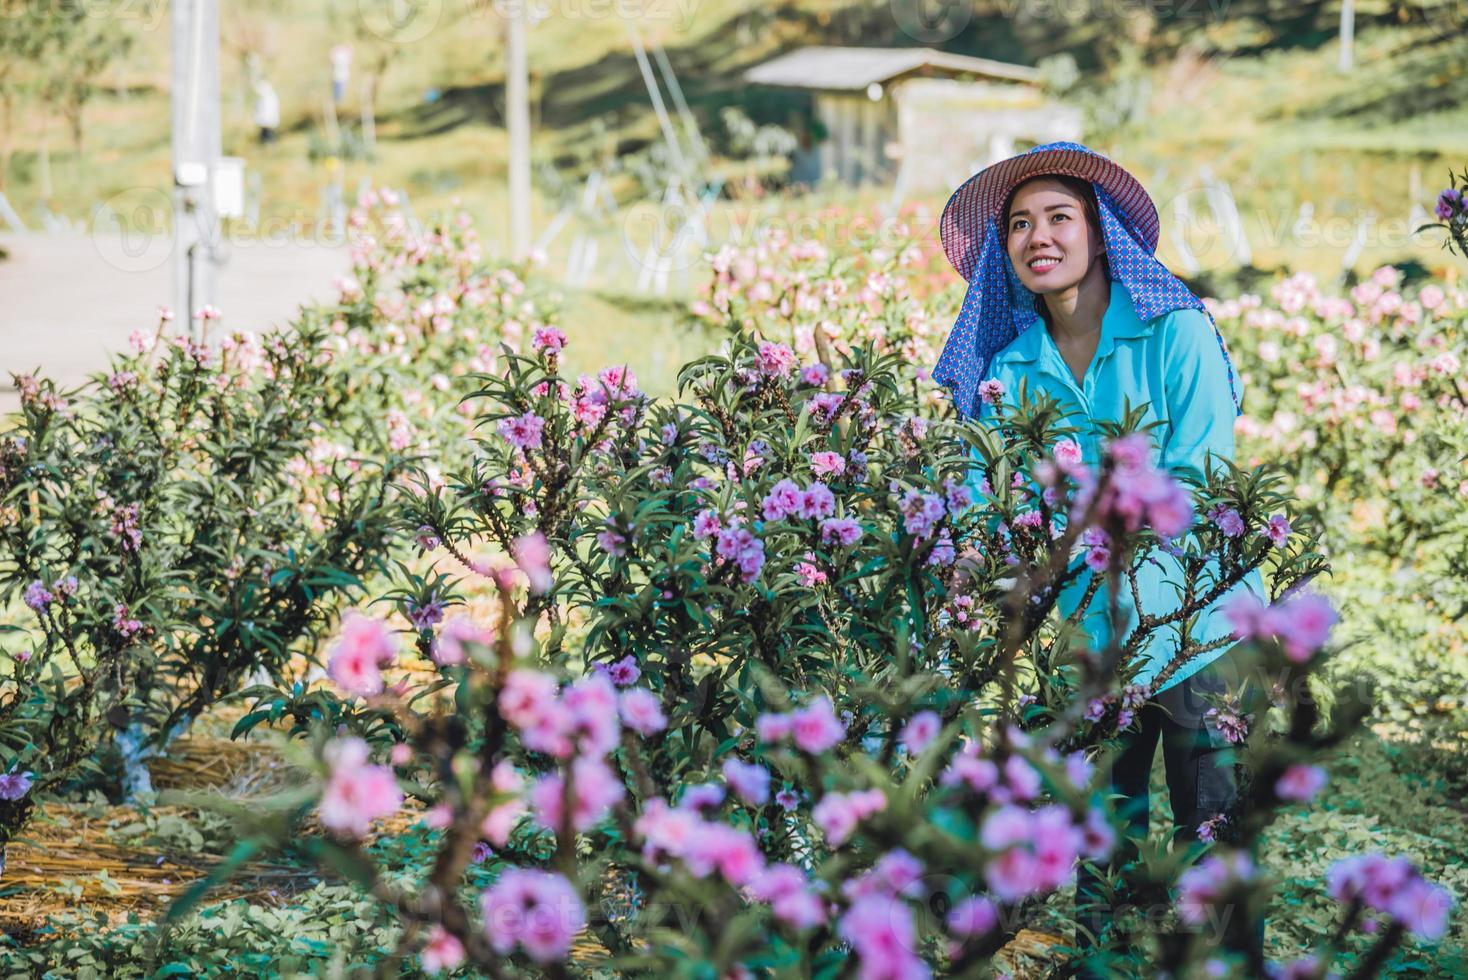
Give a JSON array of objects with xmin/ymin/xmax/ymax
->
[{"xmin": 932, "ymin": 182, "xmax": 1243, "ymax": 420}]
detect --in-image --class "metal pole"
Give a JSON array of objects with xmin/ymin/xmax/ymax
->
[
  {"xmin": 171, "ymin": 0, "xmax": 221, "ymax": 335},
  {"xmin": 1338, "ymin": 0, "xmax": 1355, "ymax": 73},
  {"xmin": 506, "ymin": 0, "xmax": 532, "ymax": 260}
]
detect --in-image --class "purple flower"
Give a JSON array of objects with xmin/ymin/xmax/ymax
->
[
  {"xmin": 607, "ymin": 656, "xmax": 640, "ymax": 687},
  {"xmin": 721, "ymin": 758, "xmax": 772, "ymax": 806},
  {"xmin": 774, "ymin": 788, "xmax": 800, "ymax": 811},
  {"xmin": 1261, "ymin": 513, "xmax": 1291, "ymax": 548},
  {"xmin": 408, "ymin": 596, "xmax": 445, "ymax": 632},
  {"xmin": 1207, "ymin": 505, "xmax": 1246, "ymax": 538},
  {"xmin": 0, "ymin": 768, "xmax": 35, "ymax": 801},
  {"xmin": 761, "ymin": 479, "xmax": 803, "ymax": 521},
  {"xmin": 1436, "ymin": 187, "xmax": 1463, "ymax": 222},
  {"xmin": 497, "ymin": 411, "xmax": 546, "ymax": 452},
  {"xmin": 23, "ymin": 581, "xmax": 53, "ymax": 612},
  {"xmin": 819, "ymin": 517, "xmax": 862, "ymax": 547}
]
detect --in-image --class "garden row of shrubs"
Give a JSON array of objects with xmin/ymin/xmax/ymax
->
[{"xmin": 1, "ymin": 187, "xmax": 1464, "ymax": 976}]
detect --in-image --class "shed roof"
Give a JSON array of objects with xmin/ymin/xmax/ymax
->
[{"xmin": 742, "ymin": 46, "xmax": 1040, "ymax": 91}]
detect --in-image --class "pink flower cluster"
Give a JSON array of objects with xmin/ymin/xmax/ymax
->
[
  {"xmin": 1088, "ymin": 433, "xmax": 1194, "ymax": 539},
  {"xmin": 762, "ymin": 479, "xmax": 836, "ymax": 522},
  {"xmin": 480, "ymin": 867, "xmax": 586, "ymax": 963},
  {"xmin": 898, "ymin": 487, "xmax": 946, "ymax": 539},
  {"xmin": 498, "ymin": 411, "xmax": 546, "ymax": 452},
  {"xmin": 756, "ymin": 695, "xmax": 846, "ymax": 754},
  {"xmin": 714, "ymin": 523, "xmax": 767, "ymax": 583},
  {"xmin": 812, "ymin": 788, "xmax": 887, "ymax": 846},
  {"xmin": 318, "ymin": 737, "xmax": 403, "ymax": 837},
  {"xmin": 530, "ymin": 754, "xmax": 626, "ymax": 833},
  {"xmin": 1223, "ymin": 589, "xmax": 1338, "ymax": 663},
  {"xmin": 755, "ymin": 341, "xmax": 797, "ymax": 378},
  {"xmin": 979, "ymin": 803, "xmax": 1110, "ymax": 901},
  {"xmin": 433, "ymin": 615, "xmax": 496, "ymax": 666},
  {"xmin": 1177, "ymin": 850, "xmax": 1258, "ymax": 925},
  {"xmin": 326, "ymin": 612, "xmax": 399, "ymax": 697},
  {"xmin": 1327, "ymin": 853, "xmax": 1454, "ymax": 940},
  {"xmin": 636, "ymin": 797, "xmax": 766, "ymax": 887},
  {"xmin": 838, "ymin": 893, "xmax": 930, "ymax": 980}
]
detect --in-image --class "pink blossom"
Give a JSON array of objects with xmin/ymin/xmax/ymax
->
[
  {"xmin": 562, "ymin": 673, "xmax": 621, "ymax": 757},
  {"xmin": 319, "ymin": 738, "xmax": 402, "ymax": 837},
  {"xmin": 420, "ymin": 926, "xmax": 465, "ymax": 975},
  {"xmin": 978, "ymin": 378, "xmax": 1006, "ymax": 407},
  {"xmin": 838, "ymin": 894, "xmax": 931, "ymax": 980},
  {"xmin": 1053, "ymin": 438, "xmax": 1084, "ymax": 471},
  {"xmin": 810, "ymin": 451, "xmax": 846, "ymax": 477},
  {"xmin": 692, "ymin": 509, "xmax": 722, "ymax": 539},
  {"xmin": 819, "ymin": 517, "xmax": 863, "ymax": 547},
  {"xmin": 795, "ymin": 559, "xmax": 827, "ymax": 587},
  {"xmin": 755, "ymin": 712, "xmax": 792, "ymax": 743},
  {"xmin": 498, "ymin": 411, "xmax": 546, "ymax": 451},
  {"xmin": 722, "ymin": 758, "xmax": 772, "ymax": 806},
  {"xmin": 618, "ymin": 687, "xmax": 668, "ymax": 735},
  {"xmin": 532, "ymin": 326, "xmax": 567, "ymax": 353},
  {"xmin": 327, "ymin": 612, "xmax": 398, "ymax": 697},
  {"xmin": 898, "ymin": 489, "xmax": 945, "ymax": 538},
  {"xmin": 1262, "ymin": 513, "xmax": 1292, "ymax": 547},
  {"xmin": 750, "ymin": 864, "xmax": 827, "ymax": 929},
  {"xmin": 513, "ymin": 531, "xmax": 553, "ymax": 594},
  {"xmin": 812, "ymin": 789, "xmax": 886, "ymax": 846},
  {"xmin": 434, "ymin": 615, "xmax": 495, "ymax": 666},
  {"xmin": 762, "ymin": 479, "xmax": 804, "ymax": 521},
  {"xmin": 596, "ymin": 523, "xmax": 627, "ymax": 557},
  {"xmin": 1177, "ymin": 851, "xmax": 1257, "ymax": 925},
  {"xmin": 797, "ymin": 482, "xmax": 836, "ymax": 520},
  {"xmin": 790, "ymin": 696, "xmax": 846, "ymax": 753},
  {"xmin": 530, "ymin": 756, "xmax": 625, "ymax": 832},
  {"xmin": 800, "ymin": 363, "xmax": 830, "ymax": 386},
  {"xmin": 1224, "ymin": 589, "xmax": 1338, "ymax": 663},
  {"xmin": 684, "ymin": 822, "xmax": 766, "ymax": 886},
  {"xmin": 1207, "ymin": 504, "xmax": 1246, "ymax": 538},
  {"xmin": 947, "ymin": 895, "xmax": 999, "ymax": 938},
  {"xmin": 480, "ymin": 868, "xmax": 585, "ymax": 963},
  {"xmin": 755, "ymin": 341, "xmax": 797, "ymax": 378},
  {"xmin": 499, "ymin": 668, "xmax": 560, "ymax": 730},
  {"xmin": 1325, "ymin": 852, "xmax": 1453, "ymax": 938},
  {"xmin": 607, "ymin": 655, "xmax": 640, "ymax": 687},
  {"xmin": 1275, "ymin": 764, "xmax": 1328, "ymax": 802},
  {"xmin": 900, "ymin": 711, "xmax": 941, "ymax": 755}
]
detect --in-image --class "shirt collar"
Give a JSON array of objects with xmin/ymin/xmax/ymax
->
[{"xmin": 992, "ymin": 278, "xmax": 1156, "ymax": 368}]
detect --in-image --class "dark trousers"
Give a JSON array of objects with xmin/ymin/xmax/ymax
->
[{"xmin": 1072, "ymin": 653, "xmax": 1264, "ymax": 975}]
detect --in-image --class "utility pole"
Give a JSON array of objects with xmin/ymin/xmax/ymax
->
[
  {"xmin": 506, "ymin": 0, "xmax": 531, "ymax": 260},
  {"xmin": 171, "ymin": 0, "xmax": 221, "ymax": 336},
  {"xmin": 1338, "ymin": 0, "xmax": 1355, "ymax": 73}
]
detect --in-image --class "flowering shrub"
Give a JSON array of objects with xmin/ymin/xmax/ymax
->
[
  {"xmin": 0, "ymin": 312, "xmax": 406, "ymax": 858},
  {"xmin": 1212, "ymin": 266, "xmax": 1468, "ymax": 725},
  {"xmin": 204, "ymin": 321, "xmax": 1457, "ymax": 978}
]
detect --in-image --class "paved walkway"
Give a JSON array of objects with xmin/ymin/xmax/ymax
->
[{"xmin": 0, "ymin": 233, "xmax": 348, "ymax": 414}]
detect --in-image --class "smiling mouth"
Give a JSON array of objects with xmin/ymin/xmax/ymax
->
[{"xmin": 1027, "ymin": 256, "xmax": 1062, "ymax": 271}]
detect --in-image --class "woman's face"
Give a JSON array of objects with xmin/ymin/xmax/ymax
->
[{"xmin": 1004, "ymin": 178, "xmax": 1104, "ymax": 295}]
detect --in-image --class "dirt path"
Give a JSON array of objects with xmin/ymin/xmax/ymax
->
[{"xmin": 0, "ymin": 233, "xmax": 349, "ymax": 414}]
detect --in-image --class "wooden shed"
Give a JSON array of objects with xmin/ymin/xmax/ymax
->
[{"xmin": 742, "ymin": 46, "xmax": 1083, "ymax": 193}]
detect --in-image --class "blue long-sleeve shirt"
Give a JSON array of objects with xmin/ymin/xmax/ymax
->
[{"xmin": 965, "ymin": 278, "xmax": 1264, "ymax": 694}]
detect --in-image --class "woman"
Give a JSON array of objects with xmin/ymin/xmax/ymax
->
[{"xmin": 931, "ymin": 142, "xmax": 1267, "ymax": 972}]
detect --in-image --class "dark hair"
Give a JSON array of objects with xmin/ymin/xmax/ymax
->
[{"xmin": 1002, "ymin": 173, "xmax": 1111, "ymax": 324}]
